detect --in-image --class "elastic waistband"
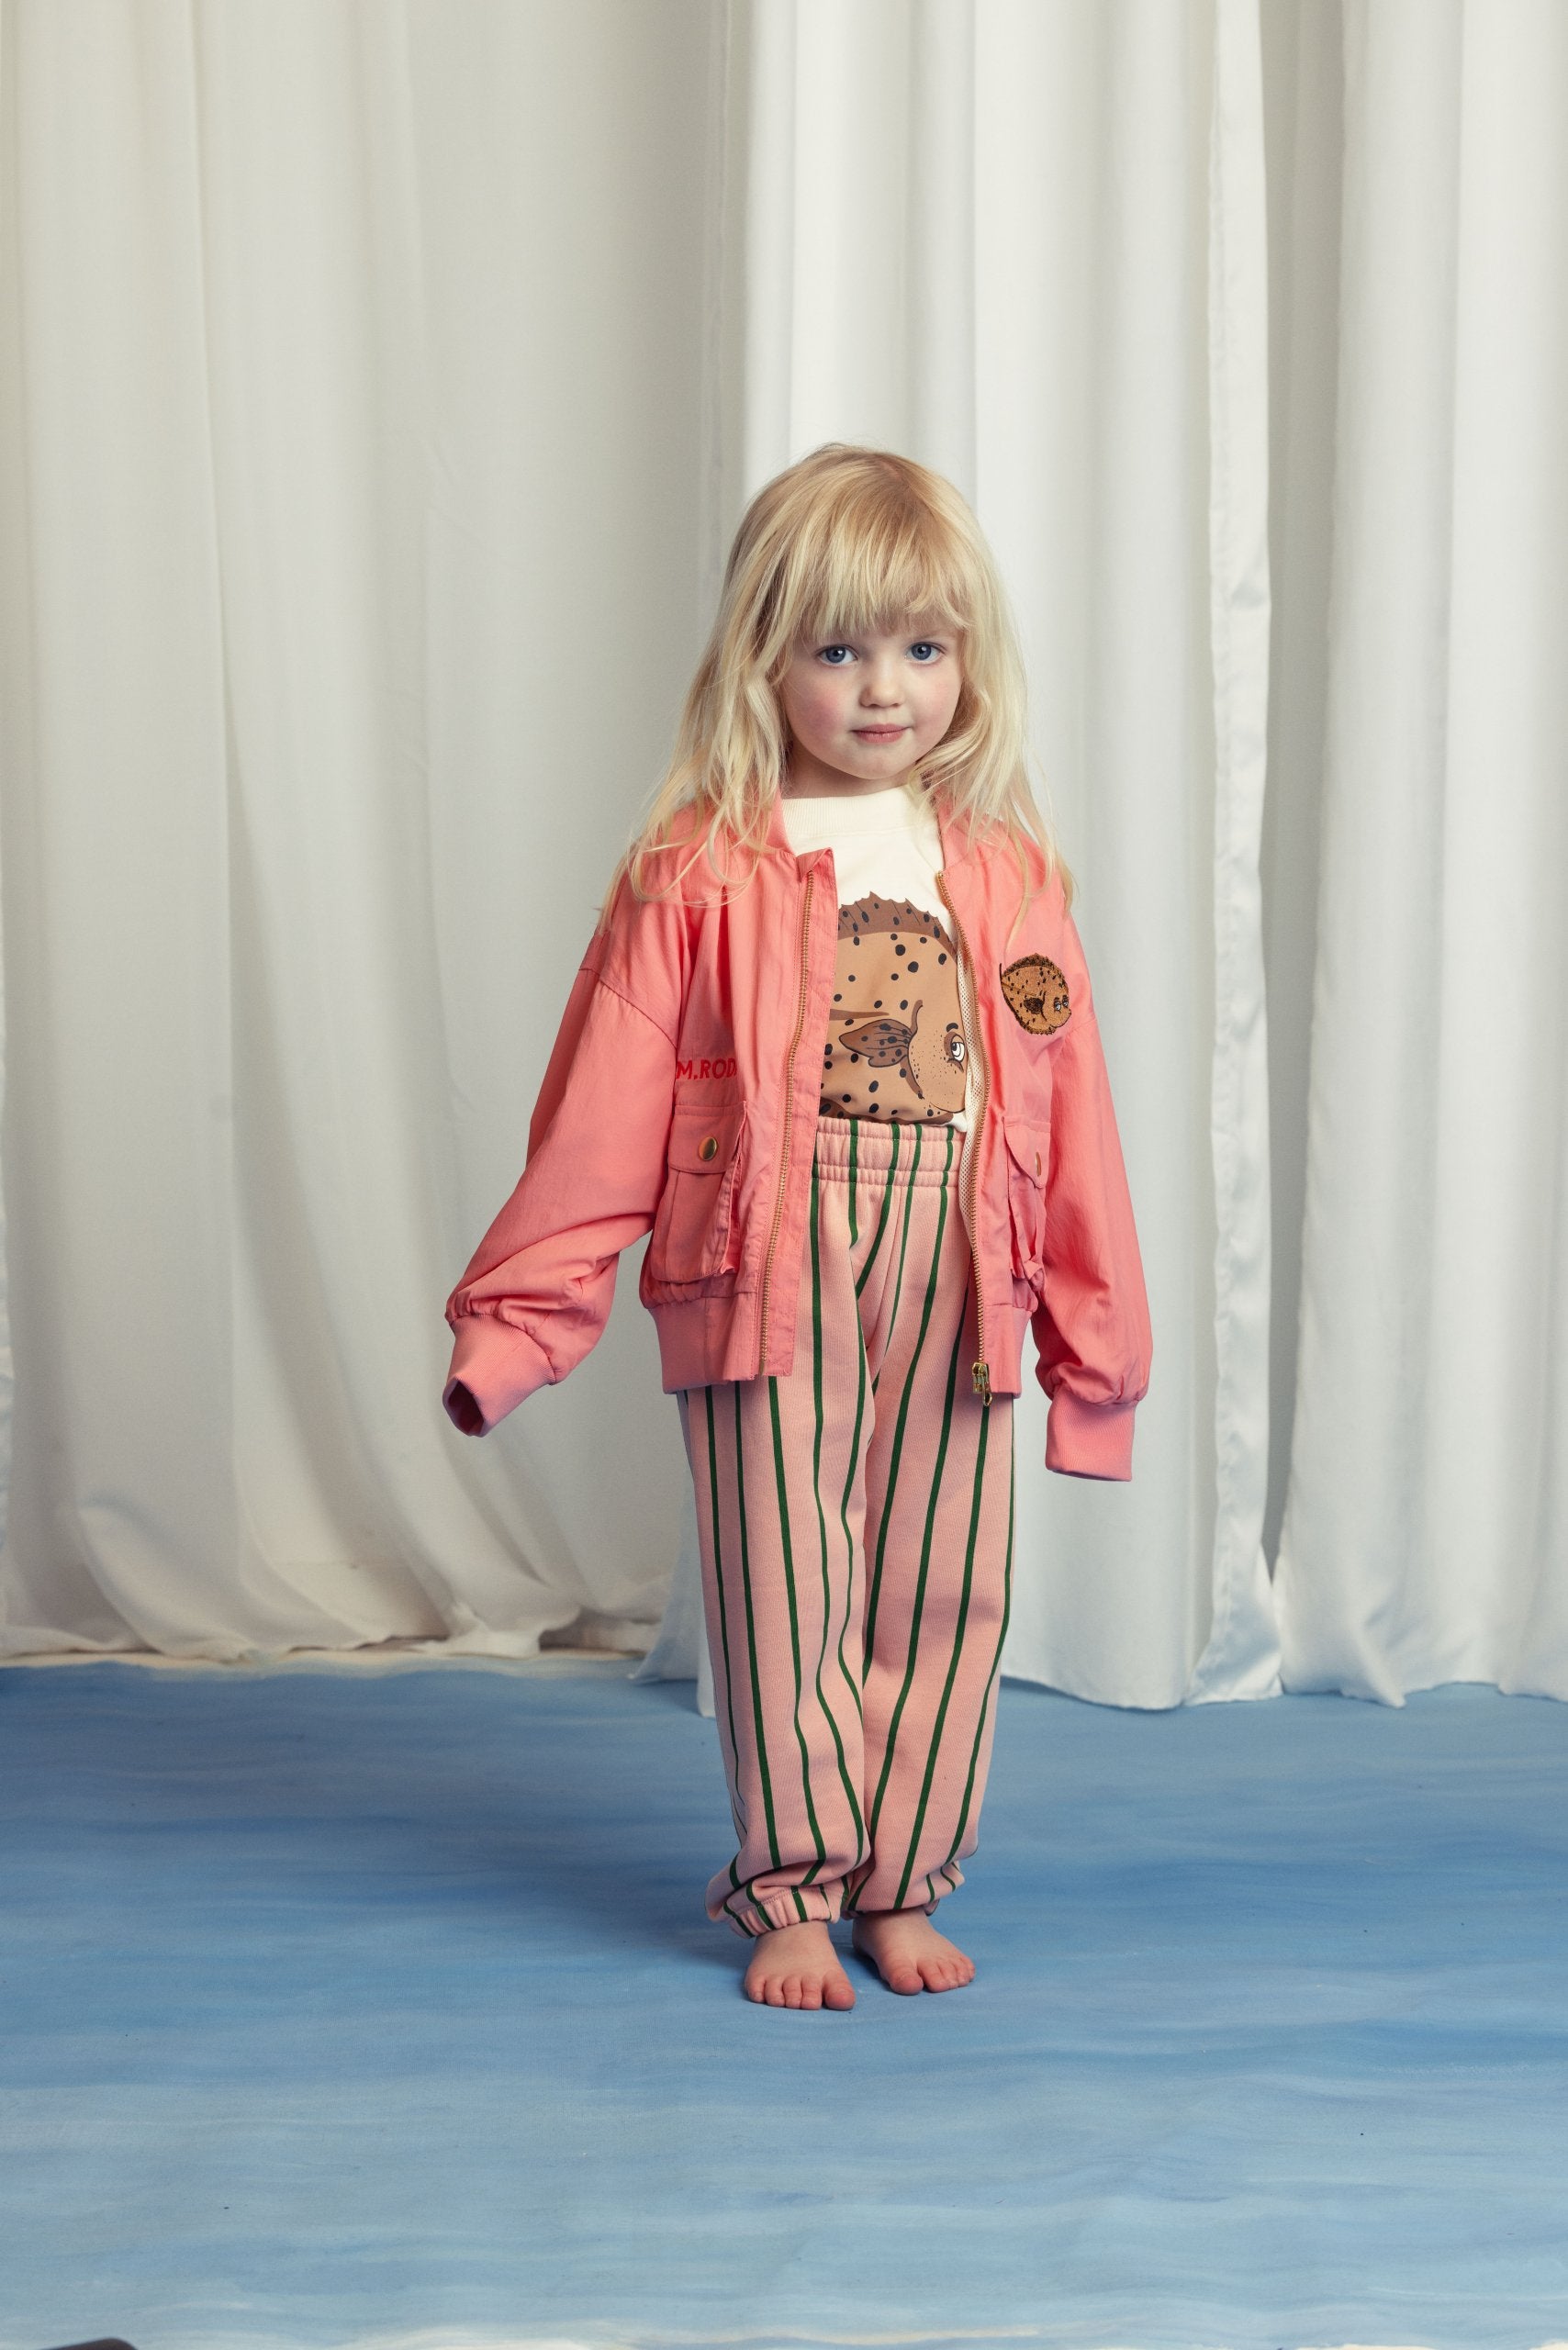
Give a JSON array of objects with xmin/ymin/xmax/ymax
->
[{"xmin": 812, "ymin": 1113, "xmax": 963, "ymax": 1188}]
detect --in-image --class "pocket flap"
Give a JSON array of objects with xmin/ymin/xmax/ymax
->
[
  {"xmin": 666, "ymin": 1101, "xmax": 743, "ymax": 1174},
  {"xmin": 1003, "ymin": 1118, "xmax": 1049, "ymax": 1184}
]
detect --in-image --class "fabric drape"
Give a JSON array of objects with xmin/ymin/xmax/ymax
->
[
  {"xmin": 2, "ymin": 0, "xmax": 1563, "ymax": 1707},
  {"xmin": 1271, "ymin": 0, "xmax": 1568, "ymax": 1702},
  {"xmin": 649, "ymin": 0, "xmax": 1281, "ymax": 1709},
  {"xmin": 0, "ymin": 0, "xmax": 712, "ymax": 1660}
]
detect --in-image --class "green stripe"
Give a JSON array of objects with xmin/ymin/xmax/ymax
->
[
  {"xmin": 733, "ymin": 1383, "xmax": 782, "ymax": 1875},
  {"xmin": 942, "ymin": 1416, "xmax": 1014, "ymax": 1869},
  {"xmin": 869, "ymin": 1120, "xmax": 924, "ymax": 1396},
  {"xmin": 866, "ymin": 1304, "xmax": 967, "ymax": 1849},
  {"xmin": 835, "ymin": 1320, "xmax": 868, "ymax": 1728},
  {"xmin": 846, "ymin": 1117, "xmax": 859, "ymax": 1248},
  {"xmin": 767, "ymin": 1375, "xmax": 827, "ymax": 1907},
  {"xmin": 855, "ymin": 1118, "xmax": 901, "ymax": 1297},
  {"xmin": 766, "ymin": 1372, "xmax": 827, "ymax": 1908},
  {"xmin": 719, "ymin": 1886, "xmax": 755, "ymax": 1933},
  {"xmin": 700, "ymin": 1391, "xmax": 745, "ymax": 1886},
  {"xmin": 891, "ymin": 1381, "xmax": 991, "ymax": 1908},
  {"xmin": 863, "ymin": 1126, "xmax": 948, "ymax": 1666},
  {"xmin": 809, "ymin": 1167, "xmax": 867, "ymax": 1856}
]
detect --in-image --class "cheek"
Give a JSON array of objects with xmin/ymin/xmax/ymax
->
[
  {"xmin": 786, "ymin": 673, "xmax": 849, "ymax": 740},
  {"xmin": 923, "ymin": 669, "xmax": 964, "ymax": 733}
]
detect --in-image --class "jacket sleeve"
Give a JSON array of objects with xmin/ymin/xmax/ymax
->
[
  {"xmin": 1033, "ymin": 907, "xmax": 1152, "ymax": 1482},
  {"xmin": 442, "ymin": 899, "xmax": 680, "ymax": 1436}
]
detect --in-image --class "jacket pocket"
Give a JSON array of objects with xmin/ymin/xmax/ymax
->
[
  {"xmin": 646, "ymin": 1102, "xmax": 745, "ymax": 1288},
  {"xmin": 1002, "ymin": 1117, "xmax": 1050, "ymax": 1284}
]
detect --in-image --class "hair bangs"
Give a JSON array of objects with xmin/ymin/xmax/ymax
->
[{"xmin": 776, "ymin": 485, "xmax": 974, "ymax": 664}]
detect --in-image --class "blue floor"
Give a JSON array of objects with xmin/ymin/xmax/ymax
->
[{"xmin": 2, "ymin": 1664, "xmax": 1565, "ymax": 2350}]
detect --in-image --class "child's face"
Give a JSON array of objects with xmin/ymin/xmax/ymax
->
[{"xmin": 778, "ymin": 616, "xmax": 963, "ymax": 798}]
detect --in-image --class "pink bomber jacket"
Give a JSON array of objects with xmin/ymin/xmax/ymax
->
[{"xmin": 443, "ymin": 793, "xmax": 1152, "ymax": 1479}]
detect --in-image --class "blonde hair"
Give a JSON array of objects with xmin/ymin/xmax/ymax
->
[{"xmin": 605, "ymin": 442, "xmax": 1071, "ymax": 917}]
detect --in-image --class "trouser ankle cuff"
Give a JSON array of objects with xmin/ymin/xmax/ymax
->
[{"xmin": 708, "ymin": 1882, "xmax": 844, "ymax": 1937}]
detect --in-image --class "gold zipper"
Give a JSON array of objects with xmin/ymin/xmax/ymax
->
[
  {"xmin": 757, "ymin": 868, "xmax": 815, "ymax": 1371},
  {"xmin": 937, "ymin": 870, "xmax": 991, "ymax": 1403}
]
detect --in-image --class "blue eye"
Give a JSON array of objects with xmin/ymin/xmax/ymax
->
[{"xmin": 815, "ymin": 638, "xmax": 946, "ymax": 665}]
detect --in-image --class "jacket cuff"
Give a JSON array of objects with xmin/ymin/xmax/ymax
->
[
  {"xmin": 442, "ymin": 1314, "xmax": 554, "ymax": 1435},
  {"xmin": 1045, "ymin": 1389, "xmax": 1137, "ymax": 1482}
]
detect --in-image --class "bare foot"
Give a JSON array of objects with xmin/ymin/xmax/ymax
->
[
  {"xmin": 850, "ymin": 1908, "xmax": 976, "ymax": 1995},
  {"xmin": 743, "ymin": 1919, "xmax": 856, "ymax": 2010}
]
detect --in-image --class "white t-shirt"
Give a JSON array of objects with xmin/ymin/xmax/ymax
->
[{"xmin": 779, "ymin": 780, "xmax": 976, "ymax": 1131}]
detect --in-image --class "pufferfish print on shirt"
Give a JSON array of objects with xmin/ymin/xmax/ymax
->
[{"xmin": 821, "ymin": 892, "xmax": 969, "ymax": 1122}]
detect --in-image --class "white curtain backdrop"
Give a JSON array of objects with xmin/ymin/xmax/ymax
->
[
  {"xmin": 646, "ymin": 0, "xmax": 1281, "ymax": 1711},
  {"xmin": 1271, "ymin": 0, "xmax": 1568, "ymax": 1702},
  {"xmin": 0, "ymin": 0, "xmax": 1562, "ymax": 1708}
]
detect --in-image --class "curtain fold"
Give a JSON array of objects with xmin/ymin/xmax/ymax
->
[
  {"xmin": 1187, "ymin": 0, "xmax": 1280, "ymax": 1701},
  {"xmin": 0, "ymin": 0, "xmax": 252, "ymax": 1651},
  {"xmin": 647, "ymin": 0, "xmax": 1282, "ymax": 1708},
  {"xmin": 0, "ymin": 0, "xmax": 713, "ymax": 1660},
  {"xmin": 1273, "ymin": 0, "xmax": 1568, "ymax": 1702},
  {"xmin": 1, "ymin": 0, "xmax": 1562, "ymax": 1707}
]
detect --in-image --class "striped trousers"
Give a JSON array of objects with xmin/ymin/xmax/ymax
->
[{"xmin": 677, "ymin": 1114, "xmax": 1015, "ymax": 1938}]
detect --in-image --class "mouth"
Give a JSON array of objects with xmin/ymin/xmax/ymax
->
[{"xmin": 854, "ymin": 725, "xmax": 909, "ymax": 744}]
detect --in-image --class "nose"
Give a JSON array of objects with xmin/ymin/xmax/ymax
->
[{"xmin": 859, "ymin": 652, "xmax": 903, "ymax": 707}]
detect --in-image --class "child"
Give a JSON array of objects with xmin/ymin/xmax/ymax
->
[{"xmin": 442, "ymin": 445, "xmax": 1151, "ymax": 2011}]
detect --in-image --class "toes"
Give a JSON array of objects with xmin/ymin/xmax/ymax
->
[{"xmin": 748, "ymin": 1964, "xmax": 855, "ymax": 2010}]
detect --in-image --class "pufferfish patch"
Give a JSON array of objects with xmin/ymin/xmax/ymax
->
[
  {"xmin": 823, "ymin": 891, "xmax": 968, "ymax": 1119},
  {"xmin": 1000, "ymin": 954, "xmax": 1071, "ymax": 1035}
]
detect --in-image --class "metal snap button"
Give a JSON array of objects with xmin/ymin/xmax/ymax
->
[
  {"xmin": 699, "ymin": 1134, "xmax": 720, "ymax": 1161},
  {"xmin": 1034, "ymin": 1149, "xmax": 1042, "ymax": 1178}
]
